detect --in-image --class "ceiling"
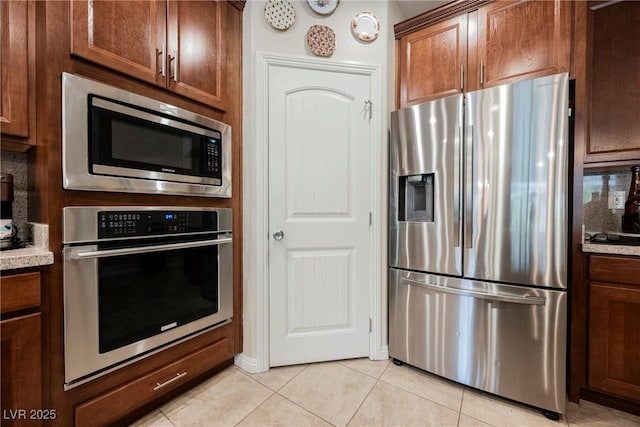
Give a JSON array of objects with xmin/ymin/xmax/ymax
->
[{"xmin": 394, "ymin": 0, "xmax": 452, "ymax": 20}]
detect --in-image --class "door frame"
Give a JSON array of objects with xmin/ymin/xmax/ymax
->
[{"xmin": 238, "ymin": 52, "xmax": 386, "ymax": 373}]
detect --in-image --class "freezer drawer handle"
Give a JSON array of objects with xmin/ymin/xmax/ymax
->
[{"xmin": 400, "ymin": 278, "xmax": 546, "ymax": 306}]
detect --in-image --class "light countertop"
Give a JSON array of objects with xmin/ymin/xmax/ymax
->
[
  {"xmin": 0, "ymin": 223, "xmax": 54, "ymax": 271},
  {"xmin": 582, "ymin": 242, "xmax": 640, "ymax": 257}
]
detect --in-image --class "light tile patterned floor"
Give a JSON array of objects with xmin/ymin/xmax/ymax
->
[{"xmin": 130, "ymin": 358, "xmax": 640, "ymax": 427}]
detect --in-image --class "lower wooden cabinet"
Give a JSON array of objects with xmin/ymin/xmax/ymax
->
[
  {"xmin": 74, "ymin": 335, "xmax": 232, "ymax": 427},
  {"xmin": 588, "ymin": 256, "xmax": 640, "ymax": 403},
  {"xmin": 0, "ymin": 272, "xmax": 42, "ymax": 427}
]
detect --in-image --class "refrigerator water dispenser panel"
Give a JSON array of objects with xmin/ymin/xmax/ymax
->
[{"xmin": 399, "ymin": 174, "xmax": 434, "ymax": 222}]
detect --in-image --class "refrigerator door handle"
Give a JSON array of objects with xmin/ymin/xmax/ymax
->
[
  {"xmin": 464, "ymin": 124, "xmax": 474, "ymax": 249},
  {"xmin": 400, "ymin": 278, "xmax": 546, "ymax": 306},
  {"xmin": 453, "ymin": 126, "xmax": 462, "ymax": 247}
]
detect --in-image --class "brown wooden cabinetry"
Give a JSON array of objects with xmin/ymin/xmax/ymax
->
[
  {"xmin": 398, "ymin": 15, "xmax": 468, "ymax": 106},
  {"xmin": 587, "ymin": 255, "xmax": 640, "ymax": 405},
  {"xmin": 165, "ymin": 1, "xmax": 225, "ymax": 108},
  {"xmin": 1, "ymin": 0, "xmax": 35, "ymax": 150},
  {"xmin": 586, "ymin": 1, "xmax": 640, "ymax": 162},
  {"xmin": 75, "ymin": 336, "xmax": 232, "ymax": 427},
  {"xmin": 70, "ymin": 0, "xmax": 165, "ymax": 87},
  {"xmin": 0, "ymin": 272, "xmax": 42, "ymax": 427},
  {"xmin": 71, "ymin": 0, "xmax": 225, "ymax": 110},
  {"xmin": 474, "ymin": 0, "xmax": 571, "ymax": 89},
  {"xmin": 395, "ymin": 0, "xmax": 571, "ymax": 108}
]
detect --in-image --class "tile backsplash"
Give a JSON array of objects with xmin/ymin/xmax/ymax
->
[
  {"xmin": 1, "ymin": 150, "xmax": 28, "ymax": 241},
  {"xmin": 583, "ymin": 168, "xmax": 634, "ymax": 233}
]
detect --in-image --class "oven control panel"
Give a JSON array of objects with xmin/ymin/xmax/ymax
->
[{"xmin": 97, "ymin": 210, "xmax": 218, "ymax": 238}]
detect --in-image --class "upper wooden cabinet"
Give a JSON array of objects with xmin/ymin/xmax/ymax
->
[
  {"xmin": 71, "ymin": 0, "xmax": 225, "ymax": 110},
  {"xmin": 396, "ymin": 0, "xmax": 572, "ymax": 108},
  {"xmin": 474, "ymin": 0, "xmax": 571, "ymax": 89},
  {"xmin": 165, "ymin": 1, "xmax": 225, "ymax": 109},
  {"xmin": 586, "ymin": 1, "xmax": 640, "ymax": 162},
  {"xmin": 70, "ymin": 0, "xmax": 165, "ymax": 86},
  {"xmin": 1, "ymin": 0, "xmax": 29, "ymax": 139},
  {"xmin": 399, "ymin": 14, "xmax": 468, "ymax": 106}
]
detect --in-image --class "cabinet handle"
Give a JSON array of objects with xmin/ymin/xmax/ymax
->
[
  {"xmin": 170, "ymin": 50, "xmax": 179, "ymax": 82},
  {"xmin": 159, "ymin": 43, "xmax": 166, "ymax": 78},
  {"xmin": 480, "ymin": 58, "xmax": 484, "ymax": 85},
  {"xmin": 153, "ymin": 371, "xmax": 187, "ymax": 391},
  {"xmin": 460, "ymin": 65, "xmax": 464, "ymax": 91}
]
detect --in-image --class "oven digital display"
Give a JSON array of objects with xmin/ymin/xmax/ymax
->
[{"xmin": 97, "ymin": 210, "xmax": 218, "ymax": 238}]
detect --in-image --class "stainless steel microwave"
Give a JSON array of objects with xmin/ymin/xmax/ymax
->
[{"xmin": 62, "ymin": 73, "xmax": 231, "ymax": 198}]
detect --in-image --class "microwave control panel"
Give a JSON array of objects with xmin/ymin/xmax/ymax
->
[
  {"xmin": 205, "ymin": 137, "xmax": 221, "ymax": 176},
  {"xmin": 97, "ymin": 210, "xmax": 218, "ymax": 238}
]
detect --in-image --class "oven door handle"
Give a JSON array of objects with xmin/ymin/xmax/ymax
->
[{"xmin": 70, "ymin": 237, "xmax": 233, "ymax": 260}]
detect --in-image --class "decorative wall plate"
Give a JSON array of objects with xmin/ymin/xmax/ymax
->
[
  {"xmin": 351, "ymin": 11, "xmax": 380, "ymax": 42},
  {"xmin": 307, "ymin": 0, "xmax": 339, "ymax": 15},
  {"xmin": 265, "ymin": 0, "xmax": 296, "ymax": 31},
  {"xmin": 306, "ymin": 25, "xmax": 336, "ymax": 57}
]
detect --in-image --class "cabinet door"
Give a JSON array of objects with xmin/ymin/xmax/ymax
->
[
  {"xmin": 167, "ymin": 0, "xmax": 225, "ymax": 110},
  {"xmin": 589, "ymin": 283, "xmax": 640, "ymax": 402},
  {"xmin": 587, "ymin": 1, "xmax": 640, "ymax": 161},
  {"xmin": 1, "ymin": 314, "xmax": 42, "ymax": 427},
  {"xmin": 0, "ymin": 0, "xmax": 29, "ymax": 138},
  {"xmin": 70, "ymin": 0, "xmax": 166, "ymax": 86},
  {"xmin": 476, "ymin": 0, "xmax": 571, "ymax": 88},
  {"xmin": 399, "ymin": 15, "xmax": 467, "ymax": 107}
]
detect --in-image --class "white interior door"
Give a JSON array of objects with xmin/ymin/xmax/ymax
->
[{"xmin": 268, "ymin": 64, "xmax": 372, "ymax": 367}]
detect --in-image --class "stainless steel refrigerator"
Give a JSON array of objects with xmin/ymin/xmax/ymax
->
[{"xmin": 389, "ymin": 73, "xmax": 569, "ymax": 417}]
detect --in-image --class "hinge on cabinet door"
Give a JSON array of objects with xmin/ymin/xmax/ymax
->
[
  {"xmin": 369, "ymin": 212, "xmax": 372, "ymax": 226},
  {"xmin": 460, "ymin": 65, "xmax": 464, "ymax": 90},
  {"xmin": 480, "ymin": 58, "xmax": 485, "ymax": 85},
  {"xmin": 369, "ymin": 318, "xmax": 372, "ymax": 333},
  {"xmin": 568, "ymin": 107, "xmax": 572, "ymax": 117}
]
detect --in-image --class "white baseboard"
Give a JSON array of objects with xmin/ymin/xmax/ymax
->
[
  {"xmin": 234, "ymin": 353, "xmax": 263, "ymax": 374},
  {"xmin": 373, "ymin": 345, "xmax": 389, "ymax": 361}
]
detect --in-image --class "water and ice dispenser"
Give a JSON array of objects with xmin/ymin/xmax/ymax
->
[{"xmin": 398, "ymin": 173, "xmax": 434, "ymax": 222}]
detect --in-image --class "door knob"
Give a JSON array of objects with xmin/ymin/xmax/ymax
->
[{"xmin": 273, "ymin": 230, "xmax": 284, "ymax": 240}]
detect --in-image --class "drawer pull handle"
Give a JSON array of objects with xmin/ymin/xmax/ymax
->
[{"xmin": 153, "ymin": 371, "xmax": 187, "ymax": 391}]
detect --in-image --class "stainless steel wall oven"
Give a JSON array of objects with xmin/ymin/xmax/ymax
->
[{"xmin": 62, "ymin": 207, "xmax": 232, "ymax": 388}]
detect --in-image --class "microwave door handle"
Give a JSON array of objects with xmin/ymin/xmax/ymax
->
[{"xmin": 70, "ymin": 237, "xmax": 233, "ymax": 260}]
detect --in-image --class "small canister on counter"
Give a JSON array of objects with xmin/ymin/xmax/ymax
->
[{"xmin": 0, "ymin": 173, "xmax": 17, "ymax": 244}]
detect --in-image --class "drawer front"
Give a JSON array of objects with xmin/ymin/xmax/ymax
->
[
  {"xmin": 75, "ymin": 336, "xmax": 232, "ymax": 427},
  {"xmin": 589, "ymin": 255, "xmax": 640, "ymax": 286},
  {"xmin": 389, "ymin": 268, "xmax": 567, "ymax": 414},
  {"xmin": 0, "ymin": 272, "xmax": 41, "ymax": 314}
]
